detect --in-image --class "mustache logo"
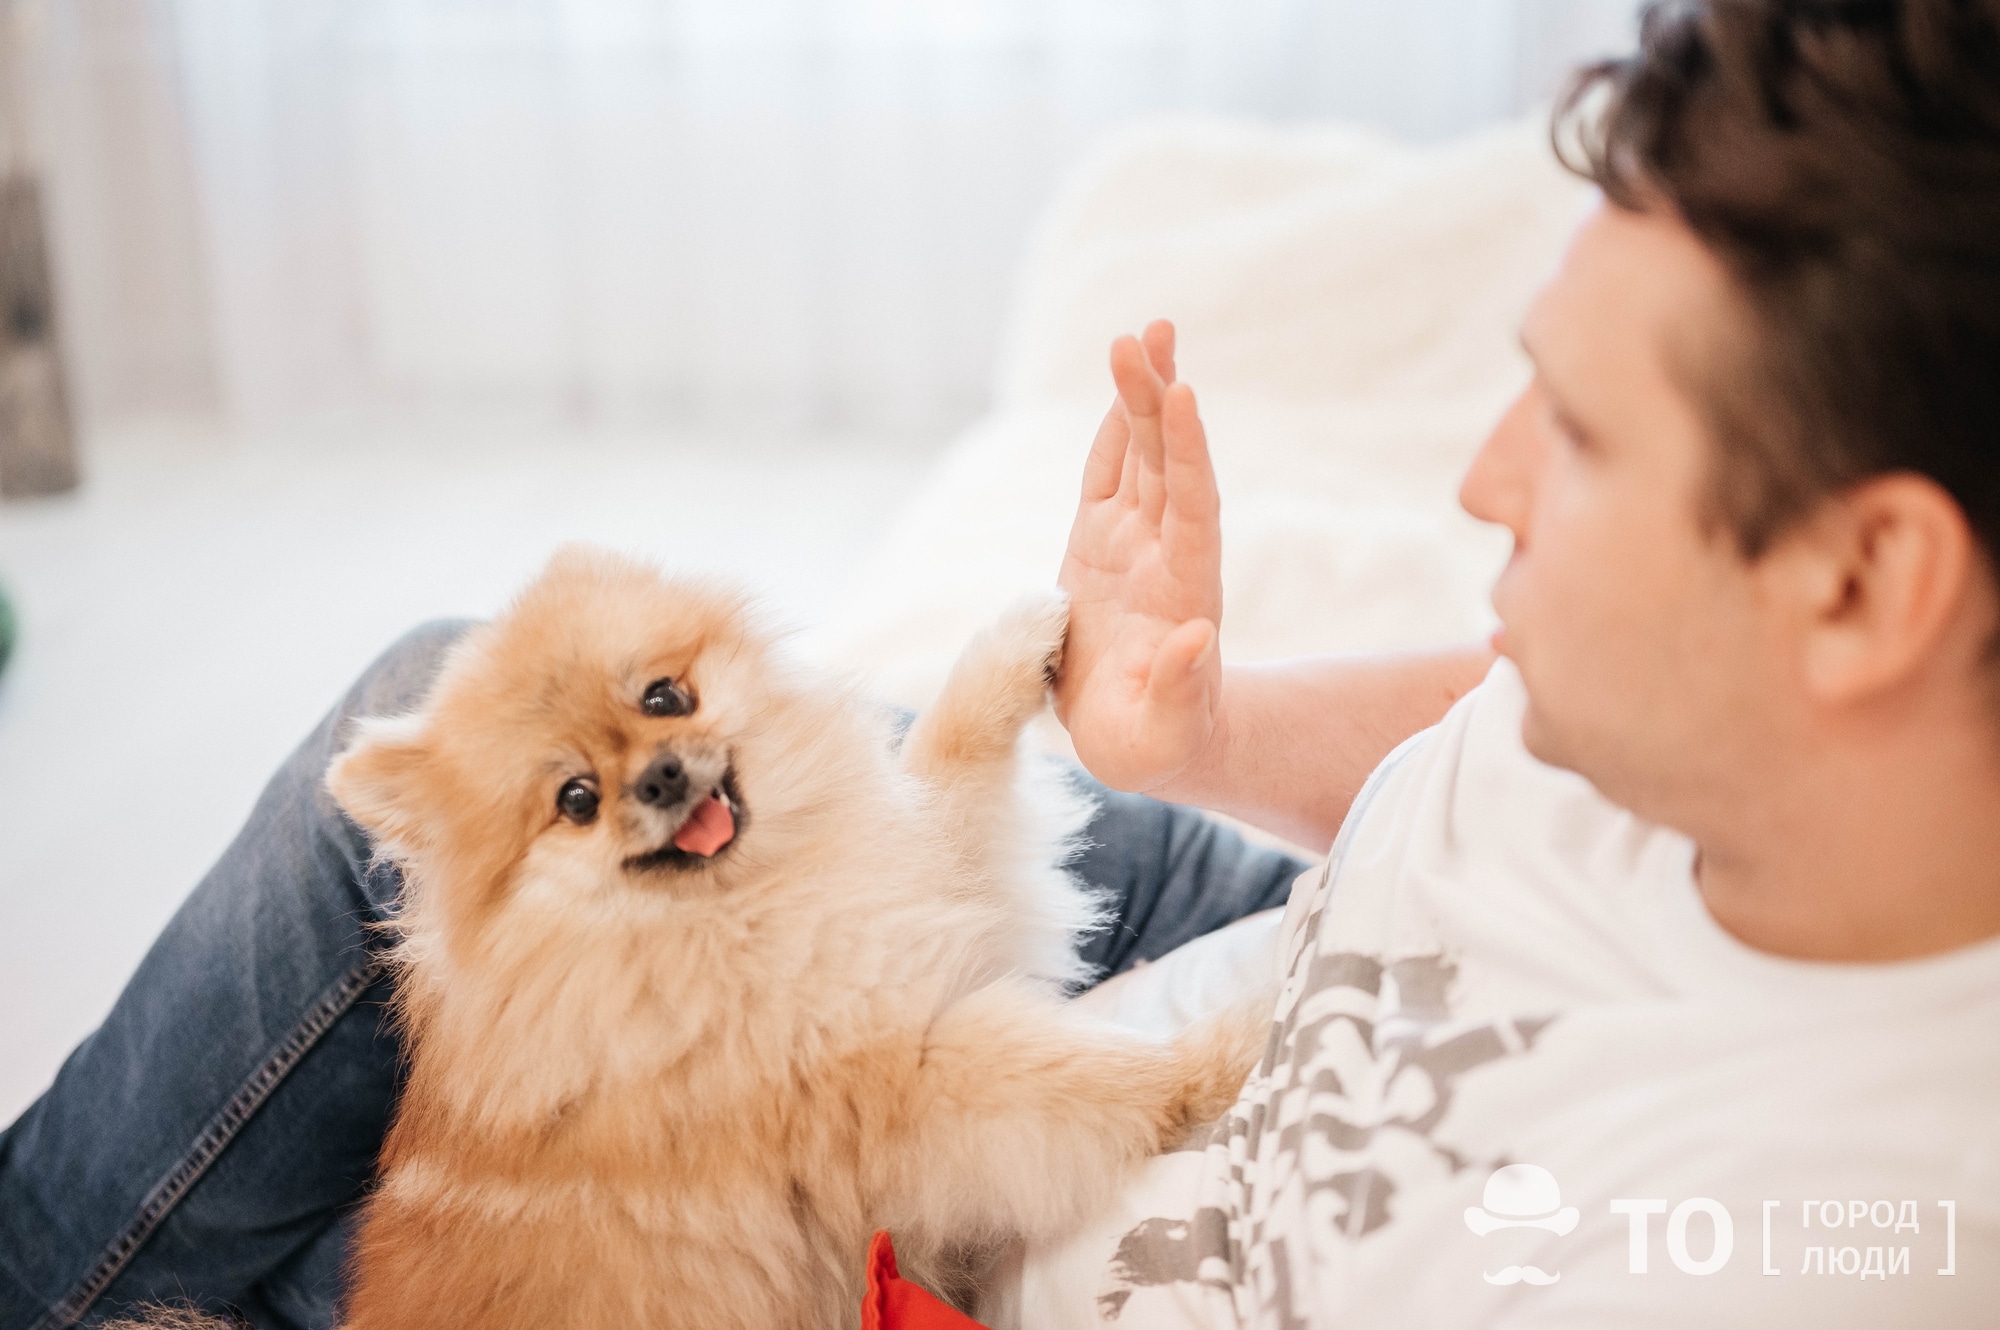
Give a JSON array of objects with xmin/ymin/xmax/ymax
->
[{"xmin": 1483, "ymin": 1265, "xmax": 1561, "ymax": 1286}]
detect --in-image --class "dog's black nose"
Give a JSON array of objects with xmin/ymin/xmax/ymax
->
[{"xmin": 634, "ymin": 754, "xmax": 688, "ymax": 808}]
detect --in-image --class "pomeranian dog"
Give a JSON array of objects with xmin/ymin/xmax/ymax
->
[{"xmin": 253, "ymin": 547, "xmax": 1263, "ymax": 1330}]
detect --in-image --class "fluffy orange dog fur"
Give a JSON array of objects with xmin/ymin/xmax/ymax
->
[{"xmin": 181, "ymin": 547, "xmax": 1261, "ymax": 1330}]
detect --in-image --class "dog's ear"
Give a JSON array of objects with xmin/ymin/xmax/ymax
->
[{"xmin": 327, "ymin": 713, "xmax": 436, "ymax": 847}]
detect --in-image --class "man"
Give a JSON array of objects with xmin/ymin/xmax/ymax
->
[
  {"xmin": 1026, "ymin": 2, "xmax": 2000, "ymax": 1323},
  {"xmin": 3, "ymin": 0, "xmax": 1995, "ymax": 1326}
]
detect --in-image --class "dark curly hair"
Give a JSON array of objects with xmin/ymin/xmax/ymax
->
[{"xmin": 1557, "ymin": 0, "xmax": 2000, "ymax": 558}]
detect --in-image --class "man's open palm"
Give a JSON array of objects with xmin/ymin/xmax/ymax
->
[{"xmin": 1055, "ymin": 320, "xmax": 1226, "ymax": 794}]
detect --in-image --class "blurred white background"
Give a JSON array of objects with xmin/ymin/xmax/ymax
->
[
  {"xmin": 31, "ymin": 0, "xmax": 1640, "ymax": 437},
  {"xmin": 0, "ymin": 0, "xmax": 1639, "ymax": 1124}
]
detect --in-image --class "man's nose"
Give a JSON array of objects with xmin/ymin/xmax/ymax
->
[
  {"xmin": 1459, "ymin": 382, "xmax": 1543, "ymax": 539},
  {"xmin": 634, "ymin": 753, "xmax": 689, "ymax": 807}
]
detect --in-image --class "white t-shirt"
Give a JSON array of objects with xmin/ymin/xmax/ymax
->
[{"xmin": 1009, "ymin": 660, "xmax": 2000, "ymax": 1329}]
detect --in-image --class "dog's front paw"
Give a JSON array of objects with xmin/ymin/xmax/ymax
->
[
  {"xmin": 1166, "ymin": 986, "xmax": 1275, "ymax": 1143},
  {"xmin": 905, "ymin": 591, "xmax": 1070, "ymax": 775},
  {"xmin": 969, "ymin": 590, "xmax": 1070, "ymax": 729},
  {"xmin": 987, "ymin": 589, "xmax": 1070, "ymax": 694}
]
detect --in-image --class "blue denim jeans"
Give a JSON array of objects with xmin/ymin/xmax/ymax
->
[{"xmin": 0, "ymin": 622, "xmax": 1307, "ymax": 1329}]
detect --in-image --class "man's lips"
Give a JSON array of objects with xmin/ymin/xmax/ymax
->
[{"xmin": 673, "ymin": 791, "xmax": 736, "ymax": 857}]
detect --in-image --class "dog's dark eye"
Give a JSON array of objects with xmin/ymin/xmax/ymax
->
[
  {"xmin": 557, "ymin": 778, "xmax": 600, "ymax": 824},
  {"xmin": 640, "ymin": 677, "xmax": 695, "ymax": 718}
]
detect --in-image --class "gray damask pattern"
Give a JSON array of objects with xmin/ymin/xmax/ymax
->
[{"xmin": 1097, "ymin": 864, "xmax": 1556, "ymax": 1327}]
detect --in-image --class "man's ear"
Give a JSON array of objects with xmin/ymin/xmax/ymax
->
[
  {"xmin": 326, "ymin": 713, "xmax": 436, "ymax": 846},
  {"xmin": 1781, "ymin": 473, "xmax": 1976, "ymax": 705}
]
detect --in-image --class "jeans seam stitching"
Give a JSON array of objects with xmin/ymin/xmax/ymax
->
[{"xmin": 29, "ymin": 956, "xmax": 383, "ymax": 1330}]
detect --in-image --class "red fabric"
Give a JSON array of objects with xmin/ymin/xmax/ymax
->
[{"xmin": 859, "ymin": 1231, "xmax": 991, "ymax": 1330}]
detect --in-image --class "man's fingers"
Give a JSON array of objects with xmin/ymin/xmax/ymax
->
[
  {"xmin": 1080, "ymin": 396, "xmax": 1131, "ymax": 502},
  {"xmin": 1142, "ymin": 319, "xmax": 1177, "ymax": 384},
  {"xmin": 1109, "ymin": 334, "xmax": 1163, "ymax": 416},
  {"xmin": 1160, "ymin": 381, "xmax": 1221, "ymax": 540},
  {"xmin": 1080, "ymin": 324, "xmax": 1178, "ymax": 508},
  {"xmin": 1111, "ymin": 334, "xmax": 1169, "ymax": 519},
  {"xmin": 1161, "ymin": 383, "xmax": 1223, "ymax": 600}
]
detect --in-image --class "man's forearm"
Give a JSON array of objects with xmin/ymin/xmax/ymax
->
[{"xmin": 1150, "ymin": 645, "xmax": 1496, "ymax": 853}]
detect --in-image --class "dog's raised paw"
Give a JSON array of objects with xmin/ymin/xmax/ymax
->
[
  {"xmin": 987, "ymin": 590, "xmax": 1071, "ymax": 696},
  {"xmin": 909, "ymin": 590, "xmax": 1073, "ymax": 772}
]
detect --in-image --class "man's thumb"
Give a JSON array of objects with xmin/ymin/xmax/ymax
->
[{"xmin": 1145, "ymin": 619, "xmax": 1217, "ymax": 712}]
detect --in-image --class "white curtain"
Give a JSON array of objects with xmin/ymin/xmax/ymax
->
[{"xmin": 29, "ymin": 0, "xmax": 1642, "ymax": 439}]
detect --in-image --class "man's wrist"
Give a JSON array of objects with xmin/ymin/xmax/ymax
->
[{"xmin": 1142, "ymin": 665, "xmax": 1239, "ymax": 808}]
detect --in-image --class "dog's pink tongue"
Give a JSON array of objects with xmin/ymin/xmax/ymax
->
[{"xmin": 673, "ymin": 794, "xmax": 736, "ymax": 856}]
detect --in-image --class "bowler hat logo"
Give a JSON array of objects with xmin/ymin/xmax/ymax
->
[{"xmin": 1465, "ymin": 1164, "xmax": 1577, "ymax": 1285}]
